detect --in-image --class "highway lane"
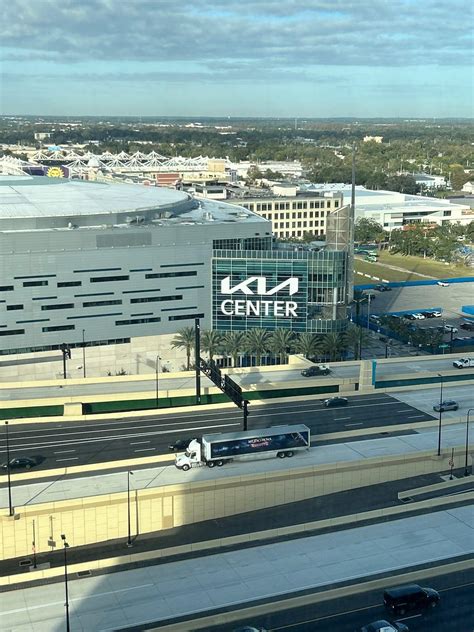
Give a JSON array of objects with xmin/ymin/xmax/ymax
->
[
  {"xmin": 0, "ymin": 357, "xmax": 471, "ymax": 400},
  {"xmin": 0, "ymin": 393, "xmax": 436, "ymax": 471},
  {"xmin": 207, "ymin": 568, "xmax": 474, "ymax": 632}
]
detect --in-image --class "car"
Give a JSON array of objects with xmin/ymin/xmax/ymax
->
[
  {"xmin": 404, "ymin": 314, "xmax": 416, "ymax": 320},
  {"xmin": 420, "ymin": 311, "xmax": 438, "ymax": 319},
  {"xmin": 383, "ymin": 584, "xmax": 440, "ymax": 616},
  {"xmin": 460, "ymin": 322, "xmax": 474, "ymax": 331},
  {"xmin": 437, "ymin": 325, "xmax": 458, "ymax": 334},
  {"xmin": 1, "ymin": 457, "xmax": 37, "ymax": 471},
  {"xmin": 452, "ymin": 357, "xmax": 474, "ymax": 369},
  {"xmin": 437, "ymin": 281, "xmax": 450, "ymax": 287},
  {"xmin": 431, "ymin": 311, "xmax": 442, "ymax": 318},
  {"xmin": 168, "ymin": 438, "xmax": 193, "ymax": 452},
  {"xmin": 374, "ymin": 284, "xmax": 392, "ymax": 292},
  {"xmin": 301, "ymin": 365, "xmax": 331, "ymax": 377},
  {"xmin": 433, "ymin": 400, "xmax": 459, "ymax": 412},
  {"xmin": 412, "ymin": 313, "xmax": 425, "ymax": 320},
  {"xmin": 359, "ymin": 620, "xmax": 409, "ymax": 632},
  {"xmin": 363, "ymin": 292, "xmax": 377, "ymax": 300},
  {"xmin": 324, "ymin": 396, "xmax": 348, "ymax": 407},
  {"xmin": 369, "ymin": 315, "xmax": 381, "ymax": 323}
]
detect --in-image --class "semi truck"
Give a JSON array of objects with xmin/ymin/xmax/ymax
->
[{"xmin": 175, "ymin": 424, "xmax": 311, "ymax": 471}]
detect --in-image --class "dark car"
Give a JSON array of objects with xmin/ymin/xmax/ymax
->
[
  {"xmin": 1, "ymin": 457, "xmax": 37, "ymax": 471},
  {"xmin": 374, "ymin": 284, "xmax": 392, "ymax": 292},
  {"xmin": 421, "ymin": 311, "xmax": 437, "ymax": 319},
  {"xmin": 404, "ymin": 314, "xmax": 416, "ymax": 320},
  {"xmin": 168, "ymin": 438, "xmax": 193, "ymax": 452},
  {"xmin": 301, "ymin": 365, "xmax": 331, "ymax": 377},
  {"xmin": 460, "ymin": 322, "xmax": 474, "ymax": 331},
  {"xmin": 324, "ymin": 396, "xmax": 348, "ymax": 408},
  {"xmin": 364, "ymin": 292, "xmax": 377, "ymax": 300},
  {"xmin": 383, "ymin": 584, "xmax": 440, "ymax": 616},
  {"xmin": 433, "ymin": 400, "xmax": 458, "ymax": 412},
  {"xmin": 359, "ymin": 620, "xmax": 409, "ymax": 632}
]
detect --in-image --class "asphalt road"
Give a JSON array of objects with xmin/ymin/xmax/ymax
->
[
  {"xmin": 0, "ymin": 357, "xmax": 471, "ymax": 400},
  {"xmin": 0, "ymin": 393, "xmax": 436, "ymax": 472},
  {"xmin": 206, "ymin": 568, "xmax": 474, "ymax": 632}
]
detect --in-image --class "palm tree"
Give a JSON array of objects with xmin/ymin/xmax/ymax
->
[
  {"xmin": 201, "ymin": 330, "xmax": 223, "ymax": 362},
  {"xmin": 345, "ymin": 324, "xmax": 370, "ymax": 360},
  {"xmin": 222, "ymin": 331, "xmax": 246, "ymax": 367},
  {"xmin": 171, "ymin": 326, "xmax": 195, "ymax": 370},
  {"xmin": 293, "ymin": 332, "xmax": 323, "ymax": 360},
  {"xmin": 269, "ymin": 328, "xmax": 295, "ymax": 364},
  {"xmin": 322, "ymin": 332, "xmax": 348, "ymax": 362},
  {"xmin": 244, "ymin": 328, "xmax": 271, "ymax": 366}
]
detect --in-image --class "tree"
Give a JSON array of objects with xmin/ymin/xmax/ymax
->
[
  {"xmin": 244, "ymin": 328, "xmax": 271, "ymax": 366},
  {"xmin": 170, "ymin": 326, "xmax": 195, "ymax": 370},
  {"xmin": 201, "ymin": 330, "xmax": 223, "ymax": 362},
  {"xmin": 222, "ymin": 331, "xmax": 246, "ymax": 367},
  {"xmin": 322, "ymin": 332, "xmax": 347, "ymax": 361},
  {"xmin": 269, "ymin": 329, "xmax": 295, "ymax": 364},
  {"xmin": 293, "ymin": 332, "xmax": 323, "ymax": 359},
  {"xmin": 345, "ymin": 324, "xmax": 369, "ymax": 360},
  {"xmin": 246, "ymin": 165, "xmax": 263, "ymax": 183},
  {"xmin": 354, "ymin": 218, "xmax": 385, "ymax": 244}
]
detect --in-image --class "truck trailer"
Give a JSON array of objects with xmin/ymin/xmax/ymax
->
[{"xmin": 175, "ymin": 424, "xmax": 311, "ymax": 471}]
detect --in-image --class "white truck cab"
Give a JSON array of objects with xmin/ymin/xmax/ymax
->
[
  {"xmin": 175, "ymin": 439, "xmax": 203, "ymax": 471},
  {"xmin": 452, "ymin": 357, "xmax": 474, "ymax": 369}
]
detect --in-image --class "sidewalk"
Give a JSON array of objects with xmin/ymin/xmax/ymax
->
[{"xmin": 1, "ymin": 506, "xmax": 472, "ymax": 632}]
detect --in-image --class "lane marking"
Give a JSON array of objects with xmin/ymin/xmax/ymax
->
[
  {"xmin": 53, "ymin": 450, "xmax": 76, "ymax": 454},
  {"xmin": 55, "ymin": 457, "xmax": 79, "ymax": 462},
  {"xmin": 130, "ymin": 441, "xmax": 150, "ymax": 445},
  {"xmin": 345, "ymin": 422, "xmax": 364, "ymax": 426},
  {"xmin": 398, "ymin": 614, "xmax": 422, "ymax": 621},
  {"xmin": 334, "ymin": 417, "xmax": 351, "ymax": 421},
  {"xmin": 134, "ymin": 448, "xmax": 156, "ymax": 452}
]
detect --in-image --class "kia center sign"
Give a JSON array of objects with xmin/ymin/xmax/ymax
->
[{"xmin": 220, "ymin": 276, "xmax": 299, "ymax": 317}]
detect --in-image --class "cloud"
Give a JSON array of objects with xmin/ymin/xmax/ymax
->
[{"xmin": 1, "ymin": 0, "xmax": 472, "ymax": 73}]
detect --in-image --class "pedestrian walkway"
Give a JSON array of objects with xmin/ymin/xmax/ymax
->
[
  {"xmin": 1, "ymin": 506, "xmax": 472, "ymax": 632},
  {"xmin": 1, "ymin": 424, "xmax": 470, "ymax": 509}
]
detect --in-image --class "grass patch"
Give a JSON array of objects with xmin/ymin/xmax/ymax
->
[{"xmin": 354, "ymin": 259, "xmax": 425, "ymax": 282}]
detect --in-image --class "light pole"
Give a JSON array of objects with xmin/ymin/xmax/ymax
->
[
  {"xmin": 437, "ymin": 373, "xmax": 443, "ymax": 456},
  {"xmin": 82, "ymin": 329, "xmax": 86, "ymax": 378},
  {"xmin": 4, "ymin": 421, "xmax": 13, "ymax": 516},
  {"xmin": 155, "ymin": 355, "xmax": 161, "ymax": 409},
  {"xmin": 465, "ymin": 409, "xmax": 473, "ymax": 477},
  {"xmin": 32, "ymin": 519, "xmax": 37, "ymax": 569},
  {"xmin": 127, "ymin": 470, "xmax": 134, "ymax": 547},
  {"xmin": 61, "ymin": 534, "xmax": 70, "ymax": 632}
]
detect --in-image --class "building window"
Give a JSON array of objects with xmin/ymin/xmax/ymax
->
[
  {"xmin": 116, "ymin": 316, "xmax": 161, "ymax": 325},
  {"xmin": 335, "ymin": 201, "xmax": 339, "ymax": 208},
  {"xmin": 169, "ymin": 313, "xmax": 205, "ymax": 321},
  {"xmin": 43, "ymin": 325, "xmax": 75, "ymax": 332},
  {"xmin": 58, "ymin": 281, "xmax": 82, "ymax": 287},
  {"xmin": 23, "ymin": 280, "xmax": 48, "ymax": 287},
  {"xmin": 326, "ymin": 201, "xmax": 331, "ymax": 208},
  {"xmin": 0, "ymin": 329, "xmax": 25, "ymax": 336},
  {"xmin": 14, "ymin": 274, "xmax": 55, "ymax": 279},
  {"xmin": 160, "ymin": 263, "xmax": 204, "ymax": 268},
  {"xmin": 74, "ymin": 267, "xmax": 121, "ymax": 273},
  {"xmin": 130, "ymin": 295, "xmax": 182, "ymax": 304},
  {"xmin": 145, "ymin": 271, "xmax": 197, "ymax": 279},
  {"xmin": 0, "ymin": 286, "xmax": 14, "ymax": 292},
  {"xmin": 6, "ymin": 304, "xmax": 23, "ymax": 311},
  {"xmin": 82, "ymin": 300, "xmax": 122, "ymax": 307},
  {"xmin": 41, "ymin": 303, "xmax": 74, "ymax": 311},
  {"xmin": 90, "ymin": 275, "xmax": 129, "ymax": 283}
]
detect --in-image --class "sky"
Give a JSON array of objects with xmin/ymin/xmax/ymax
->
[{"xmin": 1, "ymin": 0, "xmax": 473, "ymax": 118}]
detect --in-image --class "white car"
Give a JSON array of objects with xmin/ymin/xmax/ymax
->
[
  {"xmin": 437, "ymin": 281, "xmax": 450, "ymax": 287},
  {"xmin": 412, "ymin": 313, "xmax": 425, "ymax": 319},
  {"xmin": 444, "ymin": 324, "xmax": 458, "ymax": 333},
  {"xmin": 431, "ymin": 311, "xmax": 442, "ymax": 318}
]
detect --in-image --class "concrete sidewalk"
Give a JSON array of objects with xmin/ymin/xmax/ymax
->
[
  {"xmin": 1, "ymin": 506, "xmax": 472, "ymax": 632},
  {"xmin": 1, "ymin": 423, "xmax": 470, "ymax": 510}
]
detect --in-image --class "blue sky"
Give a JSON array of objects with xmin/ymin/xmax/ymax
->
[{"xmin": 1, "ymin": 0, "xmax": 472, "ymax": 117}]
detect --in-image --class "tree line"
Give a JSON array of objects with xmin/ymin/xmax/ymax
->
[{"xmin": 170, "ymin": 325, "xmax": 371, "ymax": 370}]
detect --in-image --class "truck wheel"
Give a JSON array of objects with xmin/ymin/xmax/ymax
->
[
  {"xmin": 286, "ymin": 451, "xmax": 294, "ymax": 458},
  {"xmin": 182, "ymin": 464, "xmax": 190, "ymax": 472},
  {"xmin": 216, "ymin": 460, "xmax": 224, "ymax": 467},
  {"xmin": 207, "ymin": 461, "xmax": 215, "ymax": 468},
  {"xmin": 277, "ymin": 452, "xmax": 286, "ymax": 458}
]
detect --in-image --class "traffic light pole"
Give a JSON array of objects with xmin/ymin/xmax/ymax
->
[{"xmin": 194, "ymin": 318, "xmax": 201, "ymax": 405}]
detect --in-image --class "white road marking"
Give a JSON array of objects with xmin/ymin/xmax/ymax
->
[
  {"xmin": 408, "ymin": 415, "xmax": 427, "ymax": 419},
  {"xmin": 130, "ymin": 441, "xmax": 150, "ymax": 445},
  {"xmin": 134, "ymin": 448, "xmax": 156, "ymax": 452},
  {"xmin": 55, "ymin": 457, "xmax": 79, "ymax": 462},
  {"xmin": 334, "ymin": 417, "xmax": 351, "ymax": 420},
  {"xmin": 53, "ymin": 450, "xmax": 76, "ymax": 454},
  {"xmin": 398, "ymin": 614, "xmax": 422, "ymax": 621},
  {"xmin": 345, "ymin": 422, "xmax": 364, "ymax": 426}
]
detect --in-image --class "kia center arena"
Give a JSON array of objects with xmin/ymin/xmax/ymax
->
[{"xmin": 0, "ymin": 175, "xmax": 351, "ymax": 355}]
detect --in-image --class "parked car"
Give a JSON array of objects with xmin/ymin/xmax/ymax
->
[
  {"xmin": 431, "ymin": 311, "xmax": 442, "ymax": 318},
  {"xmin": 438, "ymin": 325, "xmax": 458, "ymax": 334},
  {"xmin": 412, "ymin": 313, "xmax": 425, "ymax": 320},
  {"xmin": 433, "ymin": 400, "xmax": 459, "ymax": 412},
  {"xmin": 301, "ymin": 365, "xmax": 331, "ymax": 377},
  {"xmin": 324, "ymin": 396, "xmax": 348, "ymax": 407},
  {"xmin": 437, "ymin": 281, "xmax": 450, "ymax": 287},
  {"xmin": 383, "ymin": 584, "xmax": 440, "ymax": 616},
  {"xmin": 359, "ymin": 621, "xmax": 409, "ymax": 632},
  {"xmin": 460, "ymin": 322, "xmax": 474, "ymax": 331},
  {"xmin": 1, "ymin": 457, "xmax": 37, "ymax": 471},
  {"xmin": 404, "ymin": 314, "xmax": 416, "ymax": 320},
  {"xmin": 374, "ymin": 284, "xmax": 392, "ymax": 292},
  {"xmin": 364, "ymin": 292, "xmax": 377, "ymax": 300},
  {"xmin": 369, "ymin": 315, "xmax": 381, "ymax": 323},
  {"xmin": 421, "ymin": 311, "xmax": 438, "ymax": 319},
  {"xmin": 168, "ymin": 438, "xmax": 193, "ymax": 452}
]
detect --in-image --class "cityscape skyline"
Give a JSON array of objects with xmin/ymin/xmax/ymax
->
[{"xmin": 1, "ymin": 0, "xmax": 472, "ymax": 118}]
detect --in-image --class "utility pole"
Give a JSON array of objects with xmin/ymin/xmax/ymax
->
[
  {"xmin": 195, "ymin": 318, "xmax": 201, "ymax": 405},
  {"xmin": 82, "ymin": 329, "xmax": 86, "ymax": 378},
  {"xmin": 5, "ymin": 421, "xmax": 13, "ymax": 516},
  {"xmin": 61, "ymin": 535, "xmax": 70, "ymax": 632}
]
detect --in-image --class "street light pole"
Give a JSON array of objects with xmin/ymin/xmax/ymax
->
[
  {"xmin": 61, "ymin": 534, "xmax": 70, "ymax": 632},
  {"xmin": 437, "ymin": 373, "xmax": 443, "ymax": 456},
  {"xmin": 32, "ymin": 519, "xmax": 37, "ymax": 569},
  {"xmin": 82, "ymin": 329, "xmax": 86, "ymax": 378},
  {"xmin": 127, "ymin": 471, "xmax": 134, "ymax": 547},
  {"xmin": 4, "ymin": 421, "xmax": 13, "ymax": 517},
  {"xmin": 155, "ymin": 355, "xmax": 161, "ymax": 409},
  {"xmin": 465, "ymin": 408, "xmax": 473, "ymax": 477}
]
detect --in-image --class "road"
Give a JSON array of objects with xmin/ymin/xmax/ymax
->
[
  {"xmin": 0, "ymin": 357, "xmax": 471, "ymax": 401},
  {"xmin": 207, "ymin": 568, "xmax": 474, "ymax": 632},
  {"xmin": 0, "ymin": 392, "xmax": 439, "ymax": 472}
]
